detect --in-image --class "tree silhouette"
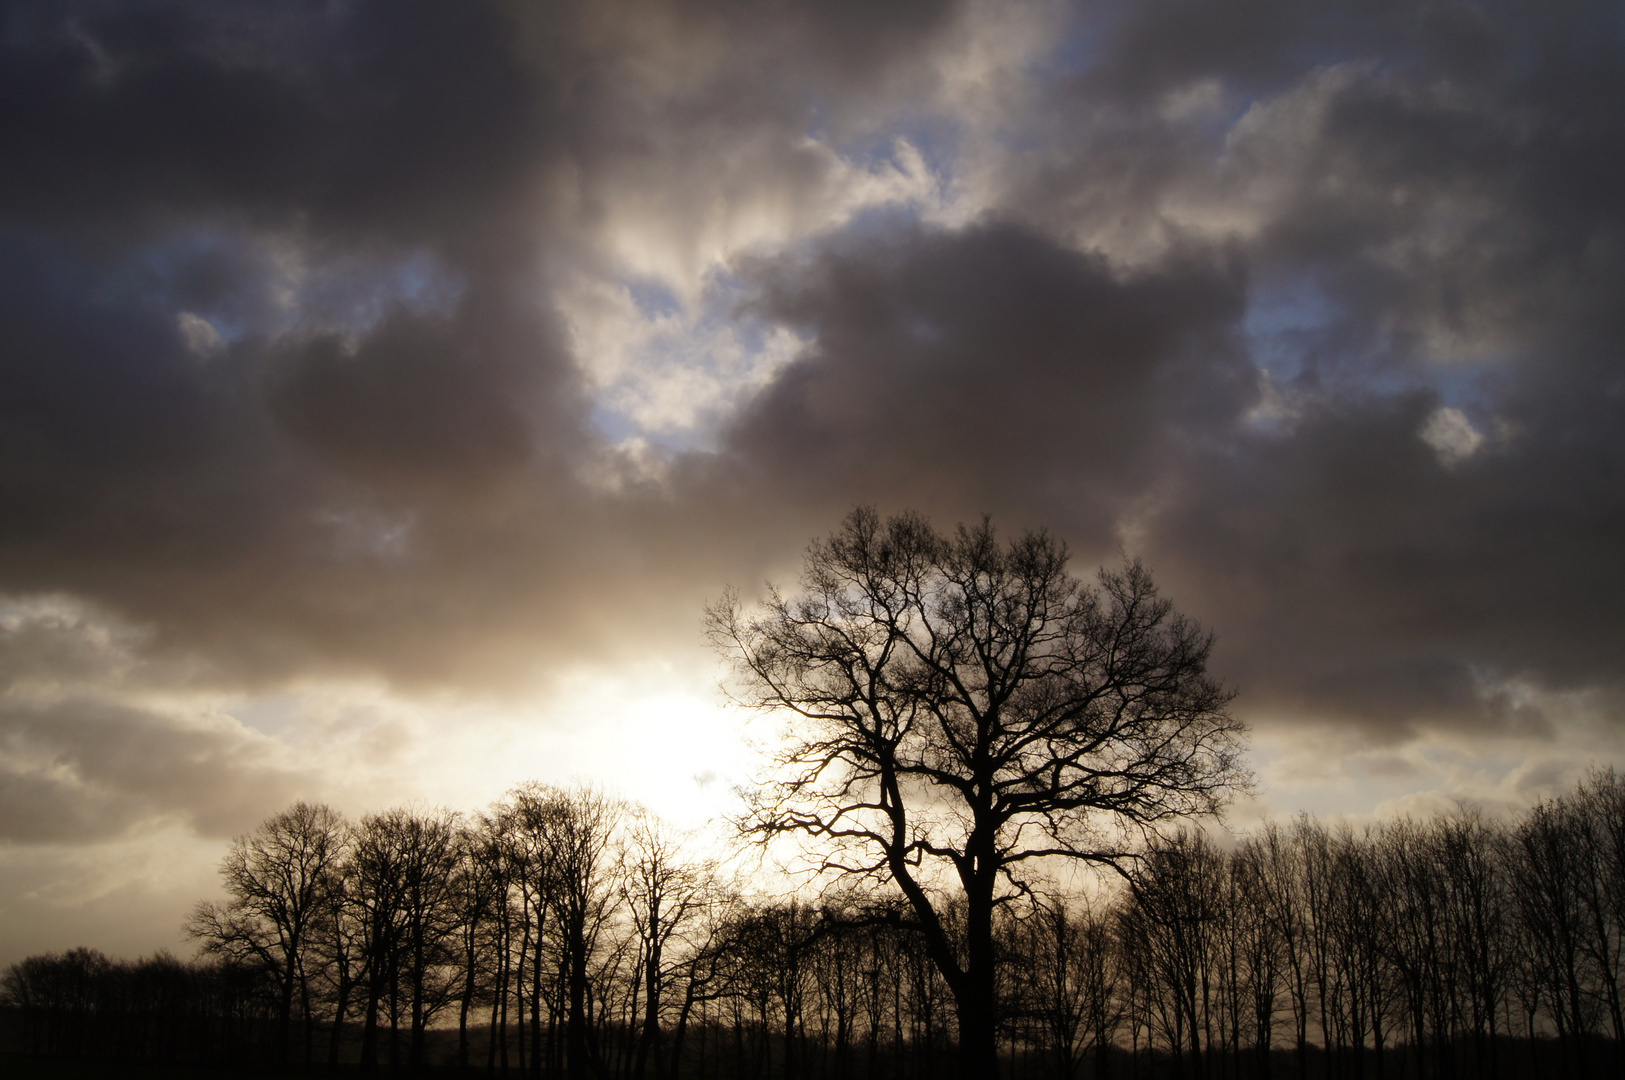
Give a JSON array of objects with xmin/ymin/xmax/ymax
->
[
  {"xmin": 186, "ymin": 801, "xmax": 346, "ymax": 1066},
  {"xmin": 621, "ymin": 810, "xmax": 718, "ymax": 1080},
  {"xmin": 28, "ymin": 772, "xmax": 1625, "ymax": 1076},
  {"xmin": 707, "ymin": 507, "xmax": 1247, "ymax": 1079}
]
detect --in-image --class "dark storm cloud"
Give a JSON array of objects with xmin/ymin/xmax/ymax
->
[
  {"xmin": 1075, "ymin": 0, "xmax": 1615, "ymax": 106},
  {"xmin": 0, "ymin": 0, "xmax": 577, "ymax": 602},
  {"xmin": 1151, "ymin": 383, "xmax": 1625, "ymax": 735},
  {"xmin": 1137, "ymin": 2, "xmax": 1625, "ymax": 732},
  {"xmin": 0, "ymin": 0, "xmax": 548, "ymax": 242},
  {"xmin": 267, "ymin": 290, "xmax": 558, "ymax": 480},
  {"xmin": 719, "ymin": 221, "xmax": 1252, "ymax": 543}
]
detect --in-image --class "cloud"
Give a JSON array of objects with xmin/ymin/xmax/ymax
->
[
  {"xmin": 1144, "ymin": 381, "xmax": 1625, "ymax": 734},
  {"xmin": 0, "ymin": 695, "xmax": 299, "ymax": 843},
  {"xmin": 0, "ymin": 0, "xmax": 1618, "ymax": 711},
  {"xmin": 1419, "ymin": 406, "xmax": 1484, "ymax": 466},
  {"xmin": 714, "ymin": 219, "xmax": 1252, "ymax": 544},
  {"xmin": 0, "ymin": 598, "xmax": 303, "ymax": 842}
]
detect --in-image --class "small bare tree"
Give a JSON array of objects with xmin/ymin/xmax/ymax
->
[
  {"xmin": 187, "ymin": 801, "xmax": 346, "ymax": 1066},
  {"xmin": 537, "ymin": 785, "xmax": 624, "ymax": 1080},
  {"xmin": 708, "ymin": 507, "xmax": 1247, "ymax": 1079},
  {"xmin": 621, "ymin": 810, "xmax": 715, "ymax": 1080}
]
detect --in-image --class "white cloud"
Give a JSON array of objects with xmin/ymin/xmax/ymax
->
[
  {"xmin": 581, "ymin": 134, "xmax": 941, "ymax": 303},
  {"xmin": 1242, "ymin": 368, "xmax": 1301, "ymax": 431},
  {"xmin": 1420, "ymin": 405, "xmax": 1485, "ymax": 466},
  {"xmin": 176, "ymin": 312, "xmax": 224, "ymax": 359},
  {"xmin": 562, "ymin": 270, "xmax": 809, "ymax": 445},
  {"xmin": 553, "ymin": 129, "xmax": 946, "ymax": 448}
]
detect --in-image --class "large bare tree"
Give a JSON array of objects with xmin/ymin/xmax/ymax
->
[{"xmin": 707, "ymin": 507, "xmax": 1247, "ymax": 1079}]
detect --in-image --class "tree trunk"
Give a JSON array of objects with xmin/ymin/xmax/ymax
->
[
  {"xmin": 635, "ymin": 910, "xmax": 662, "ymax": 1080},
  {"xmin": 459, "ymin": 935, "xmax": 478, "ymax": 1071},
  {"xmin": 532, "ymin": 924, "xmax": 546, "ymax": 1080},
  {"xmin": 568, "ymin": 918, "xmax": 594, "ymax": 1080},
  {"xmin": 410, "ymin": 923, "xmax": 427, "ymax": 1071},
  {"xmin": 954, "ymin": 971, "xmax": 1000, "ymax": 1080},
  {"xmin": 329, "ymin": 969, "xmax": 352, "ymax": 1069},
  {"xmin": 360, "ymin": 977, "xmax": 381, "ymax": 1072},
  {"xmin": 279, "ymin": 959, "xmax": 296, "ymax": 1065}
]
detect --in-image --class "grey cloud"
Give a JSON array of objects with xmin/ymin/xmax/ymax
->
[
  {"xmin": 1143, "ymin": 376, "xmax": 1625, "ymax": 735},
  {"xmin": 0, "ymin": 0, "xmax": 551, "ymax": 244},
  {"xmin": 700, "ymin": 204, "xmax": 1614, "ymax": 738},
  {"xmin": 0, "ymin": 603, "xmax": 303, "ymax": 842},
  {"xmin": 0, "ymin": 0, "xmax": 570, "ymax": 686},
  {"xmin": 0, "ymin": 695, "xmax": 301, "ymax": 842},
  {"xmin": 717, "ymin": 221, "xmax": 1252, "ymax": 545},
  {"xmin": 265, "ymin": 292, "xmax": 574, "ymax": 481}
]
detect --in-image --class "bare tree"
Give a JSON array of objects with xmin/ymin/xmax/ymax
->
[
  {"xmin": 1231, "ymin": 837, "xmax": 1283, "ymax": 1080},
  {"xmin": 809, "ymin": 898, "xmax": 868, "ymax": 1080},
  {"xmin": 1508, "ymin": 796, "xmax": 1598, "ymax": 1073},
  {"xmin": 1324, "ymin": 822, "xmax": 1386, "ymax": 1080},
  {"xmin": 452, "ymin": 814, "xmax": 505, "ymax": 1071},
  {"xmin": 1121, "ymin": 829, "xmax": 1225, "ymax": 1074},
  {"xmin": 665, "ymin": 881, "xmax": 743, "ymax": 1078},
  {"xmin": 621, "ymin": 809, "xmax": 716, "ymax": 1080},
  {"xmin": 503, "ymin": 782, "xmax": 559, "ymax": 1076},
  {"xmin": 306, "ymin": 851, "xmax": 365, "ymax": 1069},
  {"xmin": 1435, "ymin": 810, "xmax": 1514, "ymax": 1080},
  {"xmin": 535, "ymin": 785, "xmax": 624, "ymax": 1080},
  {"xmin": 708, "ymin": 507, "xmax": 1247, "ymax": 1080},
  {"xmin": 1017, "ymin": 894, "xmax": 1117, "ymax": 1080},
  {"xmin": 186, "ymin": 801, "xmax": 346, "ymax": 1066},
  {"xmin": 1570, "ymin": 773, "xmax": 1625, "ymax": 1068},
  {"xmin": 390, "ymin": 807, "xmax": 463, "ymax": 1071},
  {"xmin": 728, "ymin": 899, "xmax": 821, "ymax": 1080},
  {"xmin": 1256, "ymin": 821, "xmax": 1312, "ymax": 1080},
  {"xmin": 348, "ymin": 807, "xmax": 462, "ymax": 1072}
]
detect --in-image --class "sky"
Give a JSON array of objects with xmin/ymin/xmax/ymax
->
[{"xmin": 1, "ymin": 0, "xmax": 1622, "ymax": 967}]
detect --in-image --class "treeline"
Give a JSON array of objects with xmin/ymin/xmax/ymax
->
[
  {"xmin": 1108, "ymin": 771, "xmax": 1625, "ymax": 1080},
  {"xmin": 6, "ymin": 772, "xmax": 1625, "ymax": 1078},
  {"xmin": 0, "ymin": 946, "xmax": 279, "ymax": 1064}
]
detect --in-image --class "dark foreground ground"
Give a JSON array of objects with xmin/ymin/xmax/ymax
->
[
  {"xmin": 0, "ymin": 1056, "xmax": 310, "ymax": 1080},
  {"xmin": 8, "ymin": 1043, "xmax": 1625, "ymax": 1080}
]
